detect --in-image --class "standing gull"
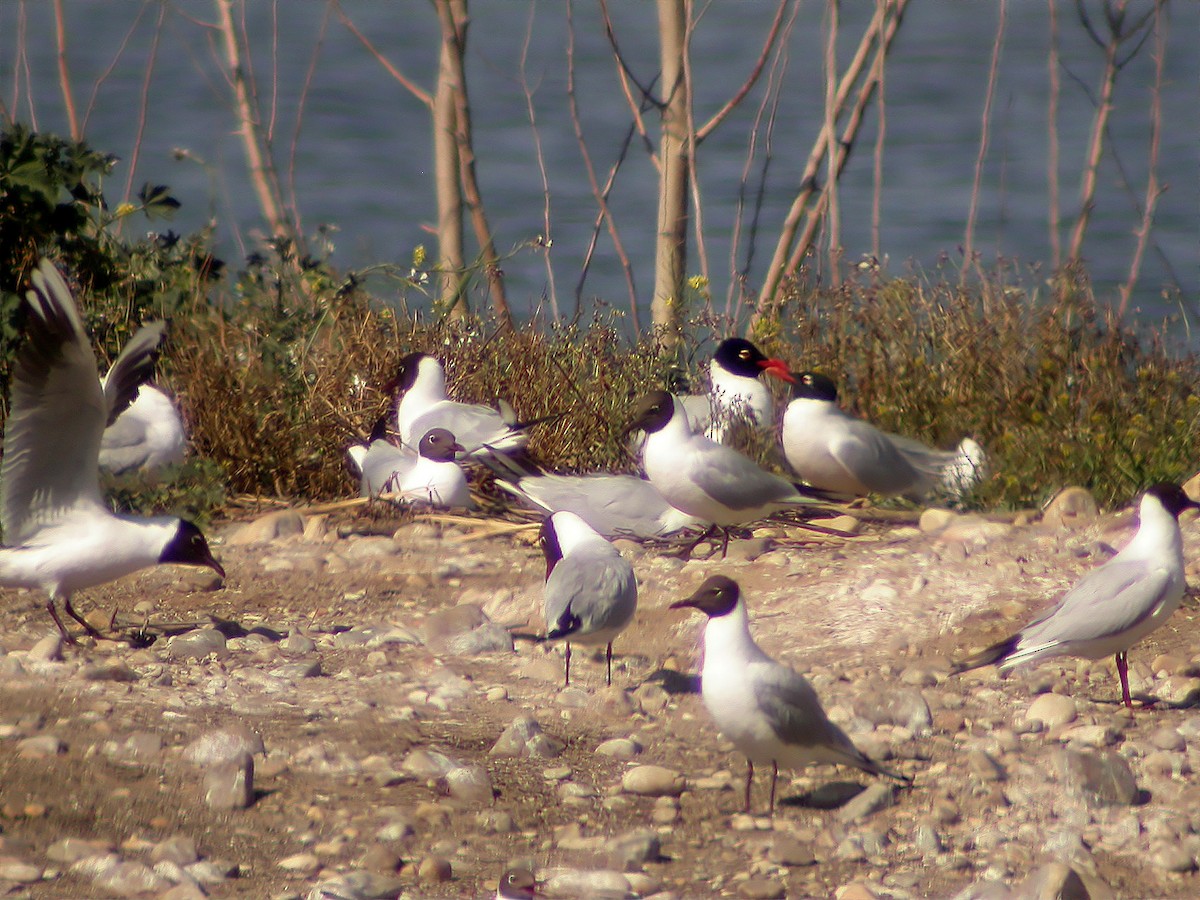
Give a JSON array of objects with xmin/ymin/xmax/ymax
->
[
  {"xmin": 625, "ymin": 390, "xmax": 827, "ymax": 554},
  {"xmin": 672, "ymin": 576, "xmax": 909, "ymax": 814},
  {"xmin": 953, "ymin": 482, "xmax": 1198, "ymax": 709},
  {"xmin": 0, "ymin": 260, "xmax": 224, "ymax": 640},
  {"xmin": 781, "ymin": 371, "xmax": 986, "ymax": 500},
  {"xmin": 540, "ymin": 511, "xmax": 638, "ymax": 686}
]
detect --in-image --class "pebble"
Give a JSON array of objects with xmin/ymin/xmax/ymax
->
[
  {"xmin": 442, "ymin": 764, "xmax": 494, "ymax": 804},
  {"xmin": 769, "ymin": 835, "xmax": 816, "ymax": 867},
  {"xmin": 609, "ymin": 829, "xmax": 661, "ymax": 870},
  {"xmin": 1151, "ymin": 843, "xmax": 1196, "ymax": 873},
  {"xmin": 167, "ymin": 628, "xmax": 230, "ymax": 660},
  {"xmin": 277, "ymin": 852, "xmax": 321, "ymax": 875},
  {"xmin": 204, "ymin": 752, "xmax": 255, "ymax": 810},
  {"xmin": 416, "ymin": 855, "xmax": 453, "ymax": 884},
  {"xmin": 1042, "ymin": 486, "xmax": 1098, "ymax": 528},
  {"xmin": 836, "ymin": 783, "xmax": 895, "ymax": 822},
  {"xmin": 489, "ymin": 717, "xmax": 565, "ymax": 758},
  {"xmin": 309, "ymin": 869, "xmax": 407, "ymax": 899},
  {"xmin": 1026, "ymin": 692, "xmax": 1077, "ymax": 728},
  {"xmin": 621, "ymin": 765, "xmax": 685, "ymax": 797},
  {"xmin": 542, "ymin": 868, "xmax": 631, "ymax": 897},
  {"xmin": 227, "ymin": 509, "xmax": 305, "ymax": 544},
  {"xmin": 46, "ymin": 838, "xmax": 115, "ymax": 864},
  {"xmin": 1055, "ymin": 749, "xmax": 1138, "ymax": 806},
  {"xmin": 739, "ymin": 877, "xmax": 786, "ymax": 899},
  {"xmin": 0, "ymin": 859, "xmax": 41, "ymax": 883},
  {"xmin": 596, "ymin": 738, "xmax": 642, "ymax": 760}
]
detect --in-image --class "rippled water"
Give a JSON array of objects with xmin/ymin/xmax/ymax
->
[{"xmin": 2, "ymin": 1, "xmax": 1196, "ymax": 342}]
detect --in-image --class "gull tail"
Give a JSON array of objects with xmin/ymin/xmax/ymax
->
[
  {"xmin": 951, "ymin": 633, "xmax": 1019, "ymax": 675},
  {"xmin": 940, "ymin": 437, "xmax": 988, "ymax": 500}
]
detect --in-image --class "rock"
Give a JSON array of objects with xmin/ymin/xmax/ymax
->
[
  {"xmin": 542, "ymin": 868, "xmax": 631, "ymax": 898},
  {"xmin": 151, "ymin": 835, "xmax": 199, "ymax": 867},
  {"xmin": 1042, "ymin": 487, "xmax": 1099, "ymax": 529},
  {"xmin": 16, "ymin": 734, "xmax": 65, "ymax": 757},
  {"xmin": 46, "ymin": 838, "xmax": 115, "ymax": 864},
  {"xmin": 837, "ymin": 783, "xmax": 896, "ymax": 822},
  {"xmin": 161, "ymin": 883, "xmax": 209, "ymax": 900},
  {"xmin": 919, "ymin": 509, "xmax": 957, "ymax": 534},
  {"xmin": 184, "ymin": 726, "xmax": 265, "ymax": 765},
  {"xmin": 72, "ymin": 855, "xmax": 172, "ymax": 896},
  {"xmin": 1157, "ymin": 675, "xmax": 1200, "ymax": 706},
  {"xmin": 739, "ymin": 877, "xmax": 786, "ymax": 899},
  {"xmin": 1148, "ymin": 725, "xmax": 1186, "ymax": 752},
  {"xmin": 401, "ymin": 748, "xmax": 458, "ymax": 778},
  {"xmin": 309, "ymin": 869, "xmax": 407, "ymax": 899},
  {"xmin": 277, "ymin": 852, "xmax": 321, "ymax": 875},
  {"xmin": 1019, "ymin": 861, "xmax": 1092, "ymax": 899},
  {"xmin": 167, "ymin": 628, "xmax": 230, "ymax": 661},
  {"xmin": 441, "ymin": 765, "xmax": 494, "ymax": 804},
  {"xmin": 227, "ymin": 509, "xmax": 305, "ymax": 545},
  {"xmin": 769, "ymin": 835, "xmax": 816, "ymax": 867},
  {"xmin": 204, "ymin": 751, "xmax": 255, "ymax": 810},
  {"xmin": 1150, "ymin": 843, "xmax": 1196, "ymax": 873},
  {"xmin": 853, "ymin": 688, "xmax": 932, "ymax": 733},
  {"xmin": 621, "ymin": 765, "xmax": 685, "ymax": 797},
  {"xmin": 966, "ymin": 750, "xmax": 1006, "ymax": 782},
  {"xmin": 1055, "ymin": 749, "xmax": 1138, "ymax": 806},
  {"xmin": 595, "ymin": 738, "xmax": 641, "ymax": 760},
  {"xmin": 417, "ymin": 856, "xmax": 453, "ymax": 884},
  {"xmin": 27, "ymin": 634, "xmax": 64, "ymax": 662},
  {"xmin": 490, "ymin": 717, "xmax": 565, "ymax": 759},
  {"xmin": 79, "ymin": 660, "xmax": 139, "ymax": 682},
  {"xmin": 1026, "ymin": 693, "xmax": 1077, "ymax": 728},
  {"xmin": 102, "ymin": 731, "xmax": 163, "ymax": 766},
  {"xmin": 0, "ymin": 859, "xmax": 41, "ymax": 883},
  {"xmin": 609, "ymin": 829, "xmax": 661, "ymax": 870}
]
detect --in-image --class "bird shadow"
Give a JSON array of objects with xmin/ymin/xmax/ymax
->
[
  {"xmin": 644, "ymin": 668, "xmax": 701, "ymax": 695},
  {"xmin": 779, "ymin": 781, "xmax": 867, "ymax": 810}
]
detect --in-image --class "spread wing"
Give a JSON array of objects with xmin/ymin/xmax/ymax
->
[
  {"xmin": 101, "ymin": 321, "xmax": 167, "ymax": 426},
  {"xmin": 2, "ymin": 261, "xmax": 110, "ymax": 542}
]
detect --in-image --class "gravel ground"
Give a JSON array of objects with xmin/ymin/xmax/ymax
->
[{"xmin": 1, "ymin": 486, "xmax": 1200, "ymax": 900}]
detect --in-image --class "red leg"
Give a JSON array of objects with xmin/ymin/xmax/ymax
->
[
  {"xmin": 564, "ymin": 642, "xmax": 572, "ymax": 687},
  {"xmin": 743, "ymin": 759, "xmax": 754, "ymax": 814},
  {"xmin": 46, "ymin": 600, "xmax": 77, "ymax": 644},
  {"xmin": 64, "ymin": 597, "xmax": 102, "ymax": 637},
  {"xmin": 1116, "ymin": 651, "xmax": 1132, "ymax": 709}
]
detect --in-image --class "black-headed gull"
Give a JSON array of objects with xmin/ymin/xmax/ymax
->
[
  {"xmin": 781, "ymin": 371, "xmax": 986, "ymax": 500},
  {"xmin": 496, "ymin": 867, "xmax": 541, "ymax": 899},
  {"xmin": 625, "ymin": 390, "xmax": 827, "ymax": 553},
  {"xmin": 350, "ymin": 427, "xmax": 473, "ymax": 509},
  {"xmin": 388, "ymin": 352, "xmax": 526, "ymax": 457},
  {"xmin": 678, "ymin": 338, "xmax": 796, "ymax": 443},
  {"xmin": 540, "ymin": 511, "xmax": 638, "ymax": 686},
  {"xmin": 953, "ymin": 482, "xmax": 1198, "ymax": 709},
  {"xmin": 0, "ymin": 260, "xmax": 224, "ymax": 641},
  {"xmin": 672, "ymin": 575, "xmax": 909, "ymax": 814},
  {"xmin": 100, "ymin": 384, "xmax": 187, "ymax": 475}
]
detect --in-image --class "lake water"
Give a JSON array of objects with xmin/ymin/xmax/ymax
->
[{"xmin": 2, "ymin": 1, "xmax": 1196, "ymax": 344}]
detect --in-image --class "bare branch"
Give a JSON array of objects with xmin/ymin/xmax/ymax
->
[
  {"xmin": 52, "ymin": 0, "xmax": 79, "ymax": 140},
  {"xmin": 120, "ymin": 1, "xmax": 167, "ymax": 214},
  {"xmin": 519, "ymin": 0, "xmax": 559, "ymax": 320},
  {"xmin": 962, "ymin": 0, "xmax": 1006, "ymax": 285},
  {"xmin": 333, "ymin": 0, "xmax": 432, "ymax": 108},
  {"xmin": 599, "ymin": 0, "xmax": 657, "ymax": 164},
  {"xmin": 1047, "ymin": 0, "xmax": 1061, "ymax": 268},
  {"xmin": 695, "ymin": 0, "xmax": 788, "ymax": 142},
  {"xmin": 822, "ymin": 0, "xmax": 841, "ymax": 287}
]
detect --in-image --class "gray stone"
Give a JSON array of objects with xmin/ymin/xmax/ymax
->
[
  {"xmin": 542, "ymin": 868, "xmax": 631, "ymax": 899},
  {"xmin": 967, "ymin": 750, "xmax": 1006, "ymax": 782},
  {"xmin": 1150, "ymin": 843, "xmax": 1195, "ymax": 873},
  {"xmin": 307, "ymin": 869, "xmax": 406, "ymax": 899},
  {"xmin": 401, "ymin": 748, "xmax": 458, "ymax": 778},
  {"xmin": 1019, "ymin": 861, "xmax": 1092, "ymax": 899},
  {"xmin": 609, "ymin": 829, "xmax": 661, "ymax": 870},
  {"xmin": 227, "ymin": 509, "xmax": 305, "ymax": 545},
  {"xmin": 280, "ymin": 632, "xmax": 317, "ymax": 655},
  {"xmin": 621, "ymin": 765, "xmax": 685, "ymax": 797},
  {"xmin": 853, "ymin": 688, "xmax": 932, "ymax": 733},
  {"xmin": 768, "ymin": 835, "xmax": 815, "ymax": 867},
  {"xmin": 277, "ymin": 852, "xmax": 321, "ymax": 875},
  {"xmin": 739, "ymin": 877, "xmax": 786, "ymax": 899},
  {"xmin": 161, "ymin": 883, "xmax": 208, "ymax": 900},
  {"xmin": 1026, "ymin": 693, "xmax": 1077, "ymax": 729},
  {"xmin": 183, "ymin": 726, "xmax": 265, "ymax": 765},
  {"xmin": 79, "ymin": 660, "xmax": 139, "ymax": 682},
  {"xmin": 167, "ymin": 628, "xmax": 229, "ymax": 661},
  {"xmin": 27, "ymin": 634, "xmax": 64, "ymax": 662},
  {"xmin": 45, "ymin": 838, "xmax": 115, "ymax": 864},
  {"xmin": 837, "ymin": 783, "xmax": 896, "ymax": 822},
  {"xmin": 1148, "ymin": 725, "xmax": 1186, "ymax": 752},
  {"xmin": 204, "ymin": 751, "xmax": 255, "ymax": 810},
  {"xmin": 416, "ymin": 856, "xmax": 453, "ymax": 884},
  {"xmin": 0, "ymin": 859, "xmax": 41, "ymax": 883},
  {"xmin": 442, "ymin": 765, "xmax": 494, "ymax": 804},
  {"xmin": 490, "ymin": 717, "xmax": 565, "ymax": 759},
  {"xmin": 15, "ymin": 734, "xmax": 65, "ymax": 756},
  {"xmin": 1042, "ymin": 487, "xmax": 1099, "ymax": 529},
  {"xmin": 151, "ymin": 835, "xmax": 199, "ymax": 867},
  {"xmin": 102, "ymin": 731, "xmax": 163, "ymax": 767},
  {"xmin": 71, "ymin": 855, "xmax": 172, "ymax": 896},
  {"xmin": 1055, "ymin": 749, "xmax": 1138, "ymax": 806},
  {"xmin": 595, "ymin": 738, "xmax": 641, "ymax": 760}
]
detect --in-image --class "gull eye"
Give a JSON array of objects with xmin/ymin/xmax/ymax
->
[
  {"xmin": 803, "ymin": 374, "xmax": 813, "ymax": 385},
  {"xmin": 738, "ymin": 349, "xmax": 751, "ymax": 360}
]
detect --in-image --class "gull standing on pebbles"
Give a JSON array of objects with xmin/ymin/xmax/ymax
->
[
  {"xmin": 388, "ymin": 351, "xmax": 527, "ymax": 457},
  {"xmin": 953, "ymin": 482, "xmax": 1199, "ymax": 709},
  {"xmin": 625, "ymin": 390, "xmax": 829, "ymax": 554},
  {"xmin": 539, "ymin": 511, "xmax": 638, "ymax": 686},
  {"xmin": 0, "ymin": 260, "xmax": 224, "ymax": 641},
  {"xmin": 672, "ymin": 576, "xmax": 910, "ymax": 814},
  {"xmin": 781, "ymin": 371, "xmax": 986, "ymax": 500}
]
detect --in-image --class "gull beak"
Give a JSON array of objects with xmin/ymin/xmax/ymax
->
[
  {"xmin": 668, "ymin": 597, "xmax": 694, "ymax": 611},
  {"xmin": 758, "ymin": 358, "xmax": 796, "ymax": 383}
]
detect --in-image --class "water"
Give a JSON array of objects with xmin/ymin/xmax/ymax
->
[{"xmin": 2, "ymin": 1, "xmax": 1196, "ymax": 343}]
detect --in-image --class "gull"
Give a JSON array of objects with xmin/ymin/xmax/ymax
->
[
  {"xmin": 679, "ymin": 338, "xmax": 795, "ymax": 442},
  {"xmin": 388, "ymin": 351, "xmax": 527, "ymax": 457},
  {"xmin": 0, "ymin": 260, "xmax": 225, "ymax": 641},
  {"xmin": 953, "ymin": 482, "xmax": 1199, "ymax": 709},
  {"xmin": 496, "ymin": 867, "xmax": 541, "ymax": 899},
  {"xmin": 351, "ymin": 427, "xmax": 473, "ymax": 509},
  {"xmin": 481, "ymin": 453, "xmax": 702, "ymax": 539},
  {"xmin": 99, "ymin": 384, "xmax": 187, "ymax": 476},
  {"xmin": 540, "ymin": 511, "xmax": 638, "ymax": 686},
  {"xmin": 671, "ymin": 575, "xmax": 910, "ymax": 814},
  {"xmin": 625, "ymin": 390, "xmax": 828, "ymax": 553},
  {"xmin": 781, "ymin": 371, "xmax": 987, "ymax": 500}
]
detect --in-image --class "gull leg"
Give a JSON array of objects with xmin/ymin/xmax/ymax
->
[
  {"xmin": 605, "ymin": 642, "xmax": 613, "ymax": 687},
  {"xmin": 564, "ymin": 642, "xmax": 572, "ymax": 687},
  {"xmin": 1116, "ymin": 651, "xmax": 1133, "ymax": 710},
  {"xmin": 63, "ymin": 597, "xmax": 103, "ymax": 638},
  {"xmin": 46, "ymin": 600, "xmax": 77, "ymax": 644},
  {"xmin": 743, "ymin": 759, "xmax": 754, "ymax": 814},
  {"xmin": 719, "ymin": 527, "xmax": 732, "ymax": 558},
  {"xmin": 769, "ymin": 761, "xmax": 778, "ymax": 816},
  {"xmin": 676, "ymin": 525, "xmax": 716, "ymax": 560}
]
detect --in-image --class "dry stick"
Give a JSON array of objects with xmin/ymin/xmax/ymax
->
[
  {"xmin": 1118, "ymin": 4, "xmax": 1165, "ymax": 319},
  {"xmin": 438, "ymin": 0, "xmax": 513, "ymax": 329},
  {"xmin": 81, "ymin": 4, "xmax": 147, "ymax": 134},
  {"xmin": 567, "ymin": 0, "xmax": 641, "ymax": 331},
  {"xmin": 286, "ymin": 2, "xmax": 332, "ymax": 241},
  {"xmin": 822, "ymin": 0, "xmax": 841, "ymax": 289},
  {"xmin": 119, "ymin": 1, "xmax": 166, "ymax": 223},
  {"xmin": 680, "ymin": 1, "xmax": 710, "ymax": 315},
  {"xmin": 871, "ymin": 0, "xmax": 887, "ymax": 263},
  {"xmin": 780, "ymin": 3, "xmax": 908, "ymax": 291},
  {"xmin": 752, "ymin": 0, "xmax": 905, "ymax": 320},
  {"xmin": 1047, "ymin": 0, "xmax": 1062, "ymax": 270},
  {"xmin": 598, "ymin": 0, "xmax": 659, "ymax": 161},
  {"xmin": 652, "ymin": 0, "xmax": 691, "ymax": 336},
  {"xmin": 51, "ymin": 0, "xmax": 79, "ymax": 140},
  {"xmin": 214, "ymin": 0, "xmax": 292, "ymax": 243},
  {"xmin": 962, "ymin": 0, "xmax": 1006, "ymax": 288},
  {"xmin": 431, "ymin": 0, "xmax": 467, "ymax": 319},
  {"xmin": 518, "ymin": 1, "xmax": 559, "ymax": 322},
  {"xmin": 334, "ymin": 2, "xmax": 431, "ymax": 104}
]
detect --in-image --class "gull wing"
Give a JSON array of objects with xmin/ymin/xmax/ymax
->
[
  {"xmin": 2, "ymin": 261, "xmax": 109, "ymax": 542},
  {"xmin": 101, "ymin": 321, "xmax": 167, "ymax": 426},
  {"xmin": 544, "ymin": 548, "xmax": 636, "ymax": 640},
  {"xmin": 826, "ymin": 421, "xmax": 935, "ymax": 496},
  {"xmin": 686, "ymin": 440, "xmax": 797, "ymax": 511},
  {"xmin": 357, "ymin": 440, "xmax": 419, "ymax": 497}
]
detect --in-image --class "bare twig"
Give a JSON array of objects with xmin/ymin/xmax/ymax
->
[
  {"xmin": 871, "ymin": 0, "xmax": 887, "ymax": 262},
  {"xmin": 52, "ymin": 0, "xmax": 79, "ymax": 140},
  {"xmin": 695, "ymin": 0, "xmax": 788, "ymax": 141},
  {"xmin": 599, "ymin": 0, "xmax": 657, "ymax": 162},
  {"xmin": 823, "ymin": 0, "xmax": 841, "ymax": 287},
  {"xmin": 962, "ymin": 0, "xmax": 1006, "ymax": 285},
  {"xmin": 286, "ymin": 2, "xmax": 333, "ymax": 240},
  {"xmin": 120, "ymin": 2, "xmax": 167, "ymax": 217},
  {"xmin": 519, "ymin": 0, "xmax": 559, "ymax": 320},
  {"xmin": 333, "ymin": 0, "xmax": 432, "ymax": 106},
  {"xmin": 1047, "ymin": 0, "xmax": 1061, "ymax": 268},
  {"xmin": 81, "ymin": 3, "xmax": 148, "ymax": 134}
]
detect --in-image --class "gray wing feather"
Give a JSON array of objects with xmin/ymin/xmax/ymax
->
[
  {"xmin": 688, "ymin": 443, "xmax": 797, "ymax": 511},
  {"xmin": 358, "ymin": 440, "xmax": 418, "ymax": 497},
  {"xmin": 1019, "ymin": 559, "xmax": 1171, "ymax": 648},
  {"xmin": 828, "ymin": 424, "xmax": 937, "ymax": 495},
  {"xmin": 511, "ymin": 473, "xmax": 700, "ymax": 538},
  {"xmin": 101, "ymin": 321, "xmax": 167, "ymax": 426},
  {"xmin": 544, "ymin": 548, "xmax": 637, "ymax": 639},
  {"xmin": 2, "ymin": 261, "xmax": 107, "ymax": 542}
]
